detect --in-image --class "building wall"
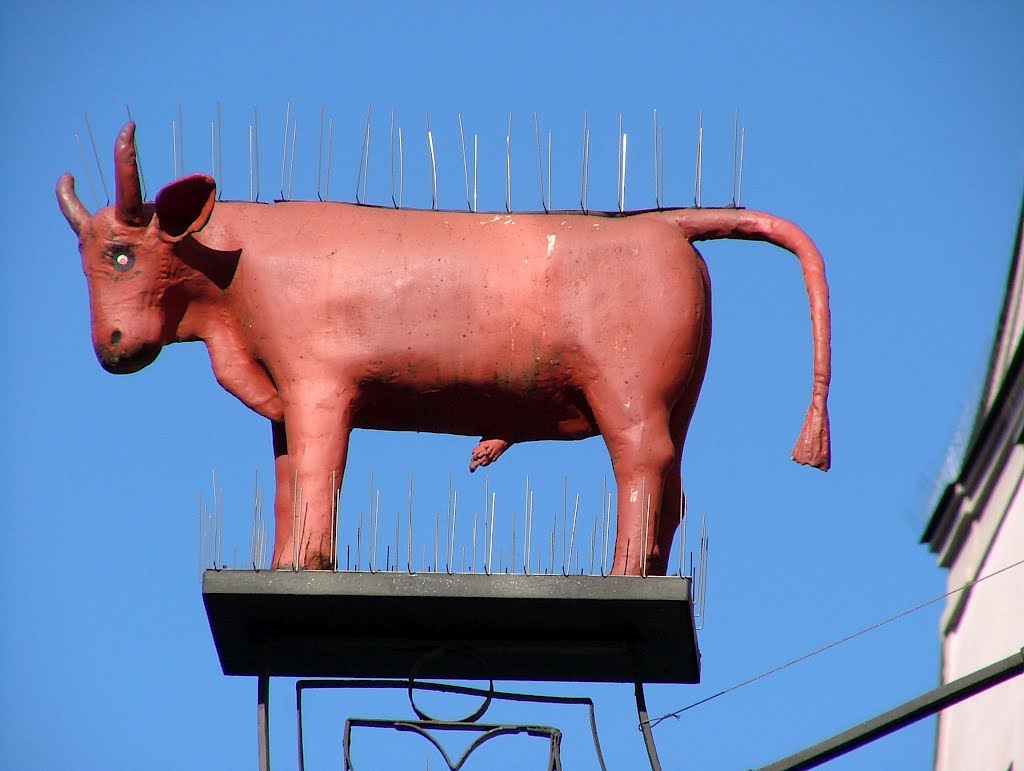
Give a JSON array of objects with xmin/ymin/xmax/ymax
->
[
  {"xmin": 926, "ymin": 197, "xmax": 1023, "ymax": 770},
  {"xmin": 934, "ymin": 447, "xmax": 1024, "ymax": 770}
]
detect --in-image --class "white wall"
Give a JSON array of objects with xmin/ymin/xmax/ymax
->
[{"xmin": 935, "ymin": 457, "xmax": 1024, "ymax": 771}]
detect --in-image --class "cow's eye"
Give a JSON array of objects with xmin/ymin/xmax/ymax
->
[{"xmin": 111, "ymin": 249, "xmax": 135, "ymax": 272}]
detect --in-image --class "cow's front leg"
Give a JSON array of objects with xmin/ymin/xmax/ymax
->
[{"xmin": 271, "ymin": 388, "xmax": 354, "ymax": 570}]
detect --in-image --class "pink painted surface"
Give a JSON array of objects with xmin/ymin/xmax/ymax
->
[{"xmin": 58, "ymin": 123, "xmax": 831, "ymax": 574}]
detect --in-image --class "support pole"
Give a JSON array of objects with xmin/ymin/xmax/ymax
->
[
  {"xmin": 755, "ymin": 646, "xmax": 1024, "ymax": 771},
  {"xmin": 257, "ymin": 666, "xmax": 271, "ymax": 771},
  {"xmin": 635, "ymin": 680, "xmax": 663, "ymax": 771}
]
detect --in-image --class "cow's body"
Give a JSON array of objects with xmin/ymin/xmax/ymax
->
[
  {"xmin": 206, "ymin": 202, "xmax": 705, "ymax": 440},
  {"xmin": 58, "ymin": 123, "xmax": 831, "ymax": 575}
]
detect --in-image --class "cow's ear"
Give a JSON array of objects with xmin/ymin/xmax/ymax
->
[{"xmin": 154, "ymin": 174, "xmax": 217, "ymax": 242}]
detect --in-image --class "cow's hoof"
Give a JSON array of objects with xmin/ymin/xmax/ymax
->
[{"xmin": 469, "ymin": 438, "xmax": 510, "ymax": 472}]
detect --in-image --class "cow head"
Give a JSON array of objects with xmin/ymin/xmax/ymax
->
[{"xmin": 57, "ymin": 122, "xmax": 217, "ymax": 374}]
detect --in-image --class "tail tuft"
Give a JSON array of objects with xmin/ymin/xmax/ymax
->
[{"xmin": 792, "ymin": 398, "xmax": 830, "ymax": 471}]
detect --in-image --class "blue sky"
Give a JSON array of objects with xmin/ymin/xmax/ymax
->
[{"xmin": 1, "ymin": 2, "xmax": 1022, "ymax": 769}]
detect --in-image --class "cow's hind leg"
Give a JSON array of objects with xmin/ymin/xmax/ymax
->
[
  {"xmin": 586, "ymin": 383, "xmax": 676, "ymax": 576},
  {"xmin": 654, "ymin": 257, "xmax": 712, "ymax": 573}
]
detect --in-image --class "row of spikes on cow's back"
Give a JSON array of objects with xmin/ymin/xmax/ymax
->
[
  {"xmin": 76, "ymin": 104, "xmax": 747, "ymax": 216},
  {"xmin": 198, "ymin": 469, "xmax": 710, "ymax": 626}
]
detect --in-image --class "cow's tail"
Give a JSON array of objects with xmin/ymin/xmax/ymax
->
[{"xmin": 657, "ymin": 207, "xmax": 831, "ymax": 471}]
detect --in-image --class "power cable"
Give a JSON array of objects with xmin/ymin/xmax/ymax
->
[{"xmin": 645, "ymin": 554, "xmax": 1024, "ymax": 729}]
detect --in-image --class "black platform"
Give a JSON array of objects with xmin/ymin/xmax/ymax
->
[{"xmin": 202, "ymin": 570, "xmax": 700, "ymax": 684}]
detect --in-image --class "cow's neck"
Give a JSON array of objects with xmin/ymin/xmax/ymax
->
[
  {"xmin": 165, "ymin": 236, "xmax": 284, "ymax": 421},
  {"xmin": 168, "ymin": 236, "xmax": 241, "ymax": 342}
]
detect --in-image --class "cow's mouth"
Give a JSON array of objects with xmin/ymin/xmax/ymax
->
[{"xmin": 96, "ymin": 342, "xmax": 161, "ymax": 374}]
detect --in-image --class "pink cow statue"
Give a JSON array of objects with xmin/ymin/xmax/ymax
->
[{"xmin": 57, "ymin": 122, "xmax": 830, "ymax": 575}]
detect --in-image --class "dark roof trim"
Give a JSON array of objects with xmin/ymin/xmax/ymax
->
[{"xmin": 922, "ymin": 190, "xmax": 1024, "ymax": 548}]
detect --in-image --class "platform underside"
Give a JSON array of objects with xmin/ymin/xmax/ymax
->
[{"xmin": 202, "ymin": 571, "xmax": 700, "ymax": 684}]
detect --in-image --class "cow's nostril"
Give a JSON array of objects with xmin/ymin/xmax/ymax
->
[{"xmin": 111, "ymin": 330, "xmax": 122, "ymax": 346}]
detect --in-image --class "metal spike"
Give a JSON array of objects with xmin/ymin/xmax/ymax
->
[
  {"xmin": 331, "ymin": 483, "xmax": 339, "ymax": 572},
  {"xmin": 529, "ymin": 491, "xmax": 535, "ymax": 571},
  {"xmin": 505, "ymin": 112, "xmax": 512, "ymax": 213},
  {"xmin": 177, "ymin": 103, "xmax": 185, "ymax": 174},
  {"xmin": 426, "ymin": 113, "xmax": 437, "ymax": 210},
  {"xmin": 619, "ymin": 132, "xmax": 628, "ymax": 213},
  {"xmin": 331, "ymin": 470, "xmax": 339, "ymax": 571},
  {"xmin": 534, "ymin": 113, "xmax": 547, "ymax": 213},
  {"xmin": 511, "ymin": 508, "xmax": 517, "ymax": 574},
  {"xmin": 565, "ymin": 493, "xmax": 580, "ymax": 575},
  {"xmin": 678, "ymin": 486, "xmax": 686, "ymax": 578},
  {"xmin": 658, "ymin": 119, "xmax": 664, "ymax": 209},
  {"xmin": 639, "ymin": 477, "xmax": 647, "ymax": 577},
  {"xmin": 356, "ymin": 509, "xmax": 363, "ymax": 570},
  {"xmin": 451, "ymin": 490, "xmax": 459, "ymax": 572},
  {"xmin": 589, "ymin": 514, "xmax": 597, "ymax": 575},
  {"xmin": 445, "ymin": 475, "xmax": 453, "ymax": 573},
  {"xmin": 325, "ymin": 117, "xmax": 334, "ymax": 201},
  {"xmin": 549, "ymin": 520, "xmax": 556, "ymax": 575},
  {"xmin": 473, "ymin": 134, "xmax": 479, "ymax": 213},
  {"xmin": 579, "ymin": 112, "xmax": 590, "ymax": 213},
  {"xmin": 291, "ymin": 472, "xmax": 300, "ymax": 571},
  {"xmin": 373, "ymin": 490, "xmax": 381, "ymax": 572},
  {"xmin": 75, "ymin": 134, "xmax": 101, "ymax": 210},
  {"xmin": 250, "ymin": 470, "xmax": 260, "ymax": 569},
  {"xmin": 212, "ymin": 470, "xmax": 223, "ymax": 569},
  {"xmin": 216, "ymin": 102, "xmax": 223, "ymax": 201},
  {"xmin": 361, "ymin": 107, "xmax": 371, "ymax": 204},
  {"xmin": 653, "ymin": 109, "xmax": 659, "ymax": 208},
  {"xmin": 604, "ymin": 492, "xmax": 612, "ymax": 575},
  {"xmin": 731, "ymin": 108, "xmax": 739, "ymax": 207},
  {"xmin": 407, "ymin": 474, "xmax": 414, "ymax": 573},
  {"xmin": 398, "ymin": 126, "xmax": 404, "ymax": 208},
  {"xmin": 252, "ymin": 105, "xmax": 261, "ymax": 202},
  {"xmin": 317, "ymin": 104, "xmax": 325, "ymax": 201},
  {"xmin": 288, "ymin": 120, "xmax": 298, "ymax": 200},
  {"xmin": 561, "ymin": 475, "xmax": 568, "ymax": 568},
  {"xmin": 473, "ymin": 511, "xmax": 479, "ymax": 573},
  {"xmin": 487, "ymin": 490, "xmax": 496, "ymax": 575},
  {"xmin": 694, "ymin": 109, "xmax": 703, "ymax": 208},
  {"xmin": 737, "ymin": 128, "xmax": 745, "ymax": 208},
  {"xmin": 523, "ymin": 476, "xmax": 531, "ymax": 574},
  {"xmin": 198, "ymin": 491, "xmax": 204, "ymax": 581},
  {"xmin": 641, "ymin": 490, "xmax": 650, "ymax": 578},
  {"xmin": 459, "ymin": 114, "xmax": 471, "ymax": 211},
  {"xmin": 434, "ymin": 511, "xmax": 440, "ymax": 573},
  {"xmin": 390, "ymin": 107, "xmax": 397, "ymax": 208},
  {"xmin": 599, "ymin": 477, "xmax": 608, "ymax": 577},
  {"xmin": 210, "ymin": 121, "xmax": 216, "ymax": 179},
  {"xmin": 547, "ymin": 131, "xmax": 552, "ymax": 213},
  {"xmin": 280, "ymin": 101, "xmax": 292, "ymax": 200},
  {"xmin": 617, "ymin": 114, "xmax": 623, "ymax": 212},
  {"xmin": 248, "ymin": 125, "xmax": 255, "ymax": 203},
  {"xmin": 171, "ymin": 120, "xmax": 179, "ymax": 180}
]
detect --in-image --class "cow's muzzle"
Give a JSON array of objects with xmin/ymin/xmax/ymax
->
[{"xmin": 96, "ymin": 337, "xmax": 161, "ymax": 374}]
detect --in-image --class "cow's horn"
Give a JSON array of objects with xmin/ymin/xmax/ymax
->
[
  {"xmin": 56, "ymin": 174, "xmax": 89, "ymax": 235},
  {"xmin": 114, "ymin": 122, "xmax": 146, "ymax": 227}
]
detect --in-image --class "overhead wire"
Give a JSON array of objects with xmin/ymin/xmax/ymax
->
[{"xmin": 644, "ymin": 554, "xmax": 1024, "ymax": 729}]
